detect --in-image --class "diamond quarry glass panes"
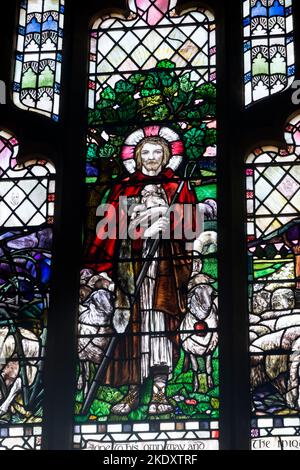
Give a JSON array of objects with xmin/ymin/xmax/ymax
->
[
  {"xmin": 243, "ymin": 0, "xmax": 295, "ymax": 106},
  {"xmin": 74, "ymin": 0, "xmax": 219, "ymax": 451},
  {"xmin": 0, "ymin": 130, "xmax": 56, "ymax": 450},
  {"xmin": 13, "ymin": 0, "xmax": 65, "ymax": 121},
  {"xmin": 246, "ymin": 115, "xmax": 300, "ymax": 450}
]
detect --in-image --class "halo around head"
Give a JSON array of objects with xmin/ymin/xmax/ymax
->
[{"xmin": 121, "ymin": 126, "xmax": 184, "ymax": 174}]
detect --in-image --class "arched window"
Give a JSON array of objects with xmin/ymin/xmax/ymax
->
[
  {"xmin": 246, "ymin": 114, "xmax": 300, "ymax": 448},
  {"xmin": 0, "ymin": 0, "xmax": 299, "ymax": 451},
  {"xmin": 243, "ymin": 0, "xmax": 295, "ymax": 105},
  {"xmin": 75, "ymin": 0, "xmax": 218, "ymax": 451},
  {"xmin": 0, "ymin": 129, "xmax": 56, "ymax": 450},
  {"xmin": 13, "ymin": 0, "xmax": 65, "ymax": 120}
]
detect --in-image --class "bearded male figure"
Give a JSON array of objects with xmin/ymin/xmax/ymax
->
[{"xmin": 82, "ymin": 127, "xmax": 208, "ymax": 416}]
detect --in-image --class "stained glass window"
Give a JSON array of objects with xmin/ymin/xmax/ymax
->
[
  {"xmin": 13, "ymin": 0, "xmax": 65, "ymax": 121},
  {"xmin": 246, "ymin": 115, "xmax": 300, "ymax": 450},
  {"xmin": 0, "ymin": 129, "xmax": 56, "ymax": 450},
  {"xmin": 243, "ymin": 0, "xmax": 295, "ymax": 106},
  {"xmin": 75, "ymin": 0, "xmax": 219, "ymax": 451}
]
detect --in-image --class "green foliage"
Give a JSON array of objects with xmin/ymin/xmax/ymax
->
[
  {"xmin": 117, "ymin": 93, "xmax": 135, "ymax": 106},
  {"xmin": 96, "ymin": 99, "xmax": 114, "ymax": 110},
  {"xmin": 99, "ymin": 144, "xmax": 115, "ymax": 158},
  {"xmin": 87, "ymin": 59, "xmax": 217, "ymax": 170},
  {"xmin": 164, "ymin": 82, "xmax": 179, "ymax": 97},
  {"xmin": 74, "ymin": 344, "xmax": 220, "ymax": 423},
  {"xmin": 100, "ymin": 85, "xmax": 116, "ymax": 101},
  {"xmin": 89, "ymin": 399, "xmax": 111, "ymax": 418},
  {"xmin": 195, "ymin": 83, "xmax": 216, "ymax": 101},
  {"xmin": 172, "ymin": 90, "xmax": 194, "ymax": 112},
  {"xmin": 196, "ymin": 403, "xmax": 210, "ymax": 414},
  {"xmin": 179, "ymin": 73, "xmax": 196, "ymax": 93},
  {"xmin": 254, "ymin": 261, "xmax": 290, "ymax": 279},
  {"xmin": 211, "ymin": 398, "xmax": 219, "ymax": 410},
  {"xmin": 128, "ymin": 405, "xmax": 148, "ymax": 421},
  {"xmin": 115, "ymin": 80, "xmax": 135, "ymax": 94},
  {"xmin": 140, "ymin": 378, "xmax": 153, "ymax": 405},
  {"xmin": 139, "ymin": 95, "xmax": 162, "ymax": 108},
  {"xmin": 166, "ymin": 384, "xmax": 188, "ymax": 398},
  {"xmin": 117, "ymin": 102, "xmax": 138, "ymax": 121},
  {"xmin": 157, "ymin": 59, "xmax": 176, "ymax": 69},
  {"xmin": 205, "ymin": 128, "xmax": 217, "ymax": 147},
  {"xmin": 174, "ymin": 370, "xmax": 193, "ymax": 385},
  {"xmin": 88, "ymin": 109, "xmax": 100, "ymax": 126},
  {"xmin": 86, "ymin": 143, "xmax": 99, "ymax": 162},
  {"xmin": 129, "ymin": 73, "xmax": 146, "ymax": 84},
  {"xmin": 152, "ymin": 104, "xmax": 170, "ymax": 120},
  {"xmin": 110, "ymin": 135, "xmax": 125, "ymax": 148},
  {"xmin": 141, "ymin": 88, "xmax": 161, "ymax": 97},
  {"xmin": 202, "ymin": 257, "xmax": 218, "ymax": 281},
  {"xmin": 183, "ymin": 127, "xmax": 206, "ymax": 159},
  {"xmin": 195, "ymin": 184, "xmax": 217, "ymax": 202},
  {"xmin": 208, "ymin": 386, "xmax": 219, "ymax": 399},
  {"xmin": 170, "ymin": 348, "xmax": 186, "ymax": 382},
  {"xmin": 96, "ymin": 386, "xmax": 124, "ymax": 404}
]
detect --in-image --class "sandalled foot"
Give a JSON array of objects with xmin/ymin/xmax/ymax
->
[
  {"xmin": 111, "ymin": 387, "xmax": 139, "ymax": 416},
  {"xmin": 148, "ymin": 390, "xmax": 174, "ymax": 415}
]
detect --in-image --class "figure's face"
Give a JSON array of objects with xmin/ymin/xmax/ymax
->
[{"xmin": 140, "ymin": 143, "xmax": 164, "ymax": 173}]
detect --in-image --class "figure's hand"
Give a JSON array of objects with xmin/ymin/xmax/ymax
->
[{"xmin": 144, "ymin": 216, "xmax": 170, "ymax": 238}]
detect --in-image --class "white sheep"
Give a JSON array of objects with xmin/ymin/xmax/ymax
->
[
  {"xmin": 180, "ymin": 279, "xmax": 218, "ymax": 391},
  {"xmin": 250, "ymin": 325, "xmax": 300, "ymax": 409},
  {"xmin": 78, "ymin": 289, "xmax": 114, "ymax": 397},
  {"xmin": 249, "ymin": 287, "xmax": 300, "ymax": 410},
  {"xmin": 271, "ymin": 288, "xmax": 295, "ymax": 311},
  {"xmin": 193, "ymin": 230, "xmax": 217, "ymax": 257},
  {"xmin": 252, "ymin": 289, "xmax": 271, "ymax": 315},
  {"xmin": 0, "ymin": 327, "xmax": 39, "ymax": 416}
]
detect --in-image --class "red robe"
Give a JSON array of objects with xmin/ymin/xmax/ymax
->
[{"xmin": 85, "ymin": 167, "xmax": 198, "ymax": 386}]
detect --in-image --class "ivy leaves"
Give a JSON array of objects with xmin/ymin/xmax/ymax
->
[
  {"xmin": 115, "ymin": 81, "xmax": 135, "ymax": 94},
  {"xmin": 101, "ymin": 85, "xmax": 115, "ymax": 101},
  {"xmin": 99, "ymin": 144, "xmax": 115, "ymax": 158},
  {"xmin": 157, "ymin": 59, "xmax": 176, "ymax": 69},
  {"xmin": 183, "ymin": 128, "xmax": 206, "ymax": 159},
  {"xmin": 179, "ymin": 73, "xmax": 196, "ymax": 93},
  {"xmin": 183, "ymin": 125, "xmax": 217, "ymax": 159}
]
